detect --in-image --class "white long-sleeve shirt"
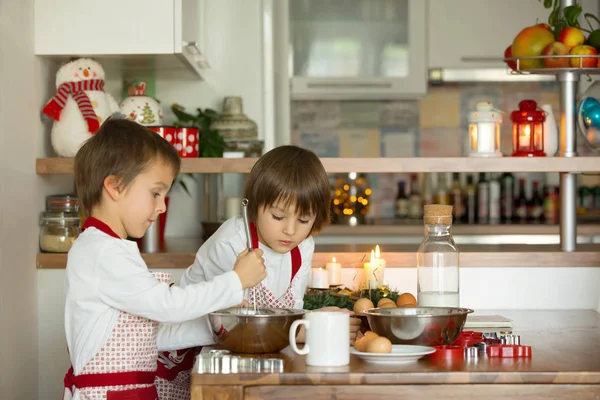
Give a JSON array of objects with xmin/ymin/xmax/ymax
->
[
  {"xmin": 64, "ymin": 226, "xmax": 244, "ymax": 375},
  {"xmin": 179, "ymin": 216, "xmax": 314, "ymax": 309}
]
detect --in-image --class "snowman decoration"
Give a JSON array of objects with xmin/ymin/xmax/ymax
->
[{"xmin": 42, "ymin": 58, "xmax": 120, "ymax": 157}]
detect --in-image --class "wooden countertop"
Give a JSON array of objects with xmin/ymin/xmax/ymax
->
[{"xmin": 192, "ymin": 310, "xmax": 600, "ymax": 399}]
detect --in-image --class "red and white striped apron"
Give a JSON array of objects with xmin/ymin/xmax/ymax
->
[
  {"xmin": 63, "ymin": 271, "xmax": 172, "ymax": 400},
  {"xmin": 154, "ymin": 222, "xmax": 302, "ymax": 399}
]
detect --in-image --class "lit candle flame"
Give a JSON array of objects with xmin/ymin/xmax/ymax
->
[
  {"xmin": 370, "ymin": 249, "xmax": 375, "ymax": 263},
  {"xmin": 375, "ymin": 245, "xmax": 381, "ymax": 259},
  {"xmin": 332, "ymin": 257, "xmax": 336, "ymax": 263}
]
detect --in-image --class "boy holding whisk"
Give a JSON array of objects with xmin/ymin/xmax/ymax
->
[{"xmin": 157, "ymin": 145, "xmax": 361, "ymax": 399}]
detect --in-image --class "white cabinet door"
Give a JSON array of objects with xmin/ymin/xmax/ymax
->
[
  {"xmin": 34, "ymin": 0, "xmax": 208, "ymax": 76},
  {"xmin": 428, "ymin": 0, "xmax": 600, "ymax": 69},
  {"xmin": 35, "ymin": 0, "xmax": 176, "ymax": 55},
  {"xmin": 289, "ymin": 0, "xmax": 427, "ymax": 99}
]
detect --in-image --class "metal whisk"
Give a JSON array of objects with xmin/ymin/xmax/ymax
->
[{"xmin": 241, "ymin": 199, "xmax": 269, "ymax": 314}]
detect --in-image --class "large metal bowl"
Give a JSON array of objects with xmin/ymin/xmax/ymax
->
[
  {"xmin": 363, "ymin": 307, "xmax": 473, "ymax": 346},
  {"xmin": 208, "ymin": 307, "xmax": 307, "ymax": 354}
]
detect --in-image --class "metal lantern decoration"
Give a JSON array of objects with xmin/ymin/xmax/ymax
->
[
  {"xmin": 510, "ymin": 99, "xmax": 546, "ymax": 157},
  {"xmin": 467, "ymin": 101, "xmax": 503, "ymax": 157}
]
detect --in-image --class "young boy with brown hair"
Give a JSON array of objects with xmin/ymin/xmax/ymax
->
[
  {"xmin": 62, "ymin": 118, "xmax": 266, "ymax": 400},
  {"xmin": 156, "ymin": 145, "xmax": 361, "ymax": 399}
]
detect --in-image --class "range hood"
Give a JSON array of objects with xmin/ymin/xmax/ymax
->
[{"xmin": 428, "ymin": 68, "xmax": 556, "ymax": 84}]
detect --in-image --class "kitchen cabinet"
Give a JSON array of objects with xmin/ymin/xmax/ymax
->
[
  {"xmin": 286, "ymin": 0, "xmax": 427, "ymax": 100},
  {"xmin": 34, "ymin": 0, "xmax": 208, "ymax": 77},
  {"xmin": 427, "ymin": 0, "xmax": 600, "ymax": 69}
]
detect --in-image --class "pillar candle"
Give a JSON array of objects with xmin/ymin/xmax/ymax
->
[
  {"xmin": 310, "ymin": 267, "xmax": 329, "ymax": 289},
  {"xmin": 325, "ymin": 257, "xmax": 342, "ymax": 286},
  {"xmin": 374, "ymin": 245, "xmax": 386, "ymax": 286},
  {"xmin": 363, "ymin": 250, "xmax": 382, "ymax": 290}
]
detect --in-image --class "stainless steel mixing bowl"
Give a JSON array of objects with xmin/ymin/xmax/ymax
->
[
  {"xmin": 362, "ymin": 307, "xmax": 473, "ymax": 346},
  {"xmin": 208, "ymin": 307, "xmax": 307, "ymax": 354}
]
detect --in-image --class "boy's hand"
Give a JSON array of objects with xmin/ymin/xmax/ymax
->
[
  {"xmin": 313, "ymin": 306, "xmax": 361, "ymax": 345},
  {"xmin": 233, "ymin": 248, "xmax": 266, "ymax": 290}
]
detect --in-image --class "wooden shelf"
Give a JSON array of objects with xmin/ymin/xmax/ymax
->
[
  {"xmin": 322, "ymin": 223, "xmax": 600, "ymax": 236},
  {"xmin": 36, "ymin": 157, "xmax": 600, "ymax": 175},
  {"xmin": 37, "ymin": 240, "xmax": 600, "ymax": 269}
]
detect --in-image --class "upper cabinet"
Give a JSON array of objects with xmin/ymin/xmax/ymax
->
[
  {"xmin": 427, "ymin": 0, "xmax": 600, "ymax": 69},
  {"xmin": 34, "ymin": 0, "xmax": 208, "ymax": 77},
  {"xmin": 288, "ymin": 0, "xmax": 427, "ymax": 100}
]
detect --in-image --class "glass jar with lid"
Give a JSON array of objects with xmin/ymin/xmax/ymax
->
[
  {"xmin": 416, "ymin": 204, "xmax": 460, "ymax": 307},
  {"xmin": 46, "ymin": 194, "xmax": 79, "ymax": 212},
  {"xmin": 39, "ymin": 212, "xmax": 81, "ymax": 253}
]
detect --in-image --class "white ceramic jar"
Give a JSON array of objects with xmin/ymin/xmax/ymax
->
[{"xmin": 119, "ymin": 82, "xmax": 163, "ymax": 126}]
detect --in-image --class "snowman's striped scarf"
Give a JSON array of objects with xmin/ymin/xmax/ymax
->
[{"xmin": 42, "ymin": 79, "xmax": 105, "ymax": 133}]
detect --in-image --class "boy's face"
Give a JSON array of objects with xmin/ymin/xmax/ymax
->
[
  {"xmin": 255, "ymin": 201, "xmax": 316, "ymax": 254},
  {"xmin": 116, "ymin": 161, "xmax": 174, "ymax": 239}
]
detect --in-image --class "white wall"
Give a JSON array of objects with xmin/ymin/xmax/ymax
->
[
  {"xmin": 0, "ymin": 1, "xmax": 72, "ymax": 399},
  {"xmin": 157, "ymin": 0, "xmax": 267, "ymax": 238}
]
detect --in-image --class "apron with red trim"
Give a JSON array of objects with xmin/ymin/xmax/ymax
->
[
  {"xmin": 63, "ymin": 271, "xmax": 172, "ymax": 400},
  {"xmin": 154, "ymin": 222, "xmax": 302, "ymax": 399}
]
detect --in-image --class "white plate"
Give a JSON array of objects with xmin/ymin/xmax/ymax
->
[{"xmin": 351, "ymin": 345, "xmax": 436, "ymax": 365}]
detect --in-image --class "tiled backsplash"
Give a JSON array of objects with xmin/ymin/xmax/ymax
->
[{"xmin": 291, "ymin": 82, "xmax": 596, "ymax": 219}]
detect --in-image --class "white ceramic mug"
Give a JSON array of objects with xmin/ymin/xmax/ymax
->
[{"xmin": 288, "ymin": 311, "xmax": 349, "ymax": 367}]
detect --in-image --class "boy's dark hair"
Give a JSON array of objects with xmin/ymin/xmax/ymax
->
[
  {"xmin": 243, "ymin": 145, "xmax": 330, "ymax": 235},
  {"xmin": 74, "ymin": 118, "xmax": 181, "ymax": 216}
]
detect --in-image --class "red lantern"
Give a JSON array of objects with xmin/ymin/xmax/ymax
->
[{"xmin": 510, "ymin": 100, "xmax": 546, "ymax": 157}]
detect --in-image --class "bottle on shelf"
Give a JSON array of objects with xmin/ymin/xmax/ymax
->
[
  {"xmin": 500, "ymin": 172, "xmax": 515, "ymax": 223},
  {"xmin": 395, "ymin": 180, "xmax": 409, "ymax": 219},
  {"xmin": 408, "ymin": 174, "xmax": 422, "ymax": 219},
  {"xmin": 488, "ymin": 173, "xmax": 501, "ymax": 225},
  {"xmin": 450, "ymin": 172, "xmax": 465, "ymax": 223},
  {"xmin": 422, "ymin": 173, "xmax": 435, "ymax": 208},
  {"xmin": 476, "ymin": 172, "xmax": 489, "ymax": 224},
  {"xmin": 515, "ymin": 178, "xmax": 529, "ymax": 223},
  {"xmin": 417, "ymin": 204, "xmax": 460, "ymax": 308},
  {"xmin": 435, "ymin": 173, "xmax": 450, "ymax": 205},
  {"xmin": 528, "ymin": 180, "xmax": 544, "ymax": 223},
  {"xmin": 464, "ymin": 174, "xmax": 477, "ymax": 224},
  {"xmin": 543, "ymin": 185, "xmax": 559, "ymax": 224}
]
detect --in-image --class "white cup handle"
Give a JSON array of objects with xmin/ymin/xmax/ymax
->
[{"xmin": 289, "ymin": 319, "xmax": 309, "ymax": 355}]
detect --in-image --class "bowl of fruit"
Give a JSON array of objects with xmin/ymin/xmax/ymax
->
[{"xmin": 504, "ymin": 2, "xmax": 600, "ymax": 71}]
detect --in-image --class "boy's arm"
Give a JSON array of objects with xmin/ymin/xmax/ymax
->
[
  {"xmin": 156, "ymin": 316, "xmax": 214, "ymax": 351},
  {"xmin": 95, "ymin": 243, "xmax": 244, "ymax": 324},
  {"xmin": 179, "ymin": 240, "xmax": 239, "ymax": 288}
]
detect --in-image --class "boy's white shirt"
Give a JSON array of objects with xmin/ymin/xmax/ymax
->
[
  {"xmin": 179, "ymin": 216, "xmax": 314, "ymax": 309},
  {"xmin": 64, "ymin": 226, "xmax": 244, "ymax": 377}
]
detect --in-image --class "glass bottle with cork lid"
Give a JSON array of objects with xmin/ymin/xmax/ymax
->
[{"xmin": 417, "ymin": 204, "xmax": 460, "ymax": 307}]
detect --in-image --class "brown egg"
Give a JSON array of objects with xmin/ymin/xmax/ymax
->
[
  {"xmin": 379, "ymin": 302, "xmax": 396, "ymax": 309},
  {"xmin": 396, "ymin": 292, "xmax": 417, "ymax": 307},
  {"xmin": 377, "ymin": 297, "xmax": 395, "ymax": 308},
  {"xmin": 366, "ymin": 336, "xmax": 393, "ymax": 353},
  {"xmin": 354, "ymin": 331, "xmax": 379, "ymax": 352},
  {"xmin": 353, "ymin": 298, "xmax": 375, "ymax": 314}
]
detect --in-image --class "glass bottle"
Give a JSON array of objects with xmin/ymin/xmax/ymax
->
[
  {"xmin": 435, "ymin": 173, "xmax": 450, "ymax": 205},
  {"xmin": 464, "ymin": 174, "xmax": 477, "ymax": 224},
  {"xmin": 408, "ymin": 174, "xmax": 422, "ymax": 219},
  {"xmin": 488, "ymin": 173, "xmax": 501, "ymax": 225},
  {"xmin": 395, "ymin": 181, "xmax": 409, "ymax": 219},
  {"xmin": 476, "ymin": 172, "xmax": 489, "ymax": 223},
  {"xmin": 515, "ymin": 178, "xmax": 529, "ymax": 223},
  {"xmin": 528, "ymin": 180, "xmax": 544, "ymax": 223},
  {"xmin": 500, "ymin": 172, "xmax": 515, "ymax": 223},
  {"xmin": 417, "ymin": 205, "xmax": 460, "ymax": 308},
  {"xmin": 450, "ymin": 173, "xmax": 465, "ymax": 223}
]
